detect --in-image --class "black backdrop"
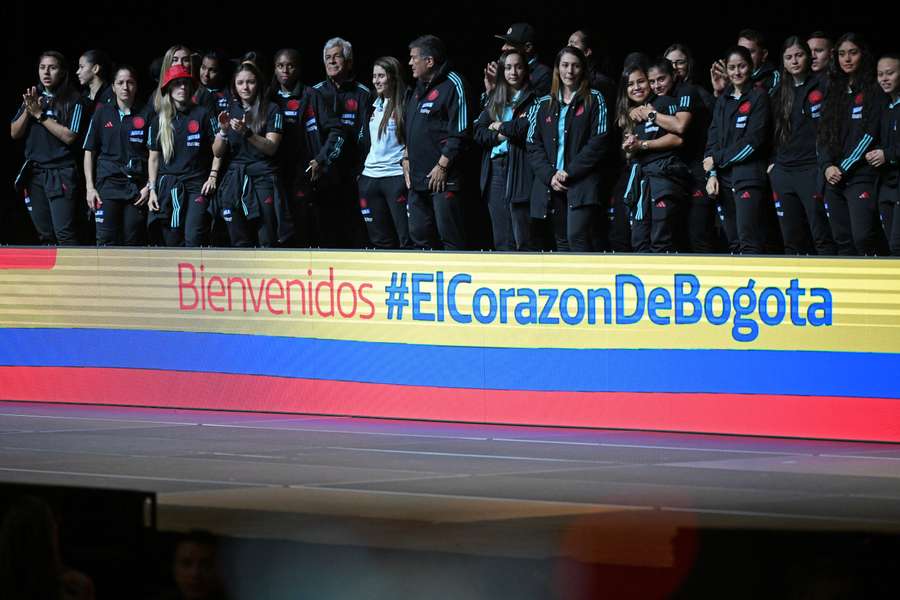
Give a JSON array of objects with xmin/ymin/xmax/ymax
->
[{"xmin": 5, "ymin": 0, "xmax": 893, "ymax": 244}]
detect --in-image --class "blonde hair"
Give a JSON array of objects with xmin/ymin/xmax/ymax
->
[
  {"xmin": 157, "ymin": 91, "xmax": 176, "ymax": 164},
  {"xmin": 156, "ymin": 78, "xmax": 195, "ymax": 164},
  {"xmin": 154, "ymin": 45, "xmax": 191, "ymax": 113}
]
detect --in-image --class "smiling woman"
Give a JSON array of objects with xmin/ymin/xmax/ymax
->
[
  {"xmin": 703, "ymin": 46, "xmax": 772, "ymax": 255},
  {"xmin": 616, "ymin": 57, "xmax": 691, "ymax": 254}
]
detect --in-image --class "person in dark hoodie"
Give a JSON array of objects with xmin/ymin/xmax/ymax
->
[
  {"xmin": 270, "ymin": 48, "xmax": 345, "ymax": 247},
  {"xmin": 527, "ymin": 46, "xmax": 610, "ymax": 252},
  {"xmin": 868, "ymin": 52, "xmax": 899, "ymax": 255},
  {"xmin": 818, "ymin": 32, "xmax": 884, "ymax": 255},
  {"xmin": 769, "ymin": 36, "xmax": 835, "ymax": 255},
  {"xmin": 404, "ymin": 34, "xmax": 470, "ymax": 250},
  {"xmin": 474, "ymin": 49, "xmax": 537, "ymax": 250},
  {"xmin": 704, "ymin": 45, "xmax": 772, "ymax": 254}
]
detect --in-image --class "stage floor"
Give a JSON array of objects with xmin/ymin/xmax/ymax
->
[{"xmin": 2, "ymin": 400, "xmax": 899, "ymax": 564}]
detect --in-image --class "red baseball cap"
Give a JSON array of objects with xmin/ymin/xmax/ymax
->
[{"xmin": 161, "ymin": 64, "xmax": 193, "ymax": 90}]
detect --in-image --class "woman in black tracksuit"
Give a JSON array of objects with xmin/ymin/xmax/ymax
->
[
  {"xmin": 270, "ymin": 48, "xmax": 345, "ymax": 247},
  {"xmin": 527, "ymin": 46, "xmax": 610, "ymax": 252},
  {"xmin": 147, "ymin": 64, "xmax": 219, "ymax": 246},
  {"xmin": 704, "ymin": 46, "xmax": 772, "ymax": 254},
  {"xmin": 11, "ymin": 51, "xmax": 86, "ymax": 245},
  {"xmin": 618, "ymin": 61, "xmax": 690, "ymax": 252},
  {"xmin": 817, "ymin": 33, "xmax": 884, "ymax": 255},
  {"xmin": 213, "ymin": 61, "xmax": 292, "ymax": 247},
  {"xmin": 474, "ymin": 49, "xmax": 537, "ymax": 251},
  {"xmin": 83, "ymin": 65, "xmax": 150, "ymax": 245},
  {"xmin": 769, "ymin": 36, "xmax": 836, "ymax": 255},
  {"xmin": 869, "ymin": 53, "xmax": 899, "ymax": 255},
  {"xmin": 646, "ymin": 57, "xmax": 713, "ymax": 252}
]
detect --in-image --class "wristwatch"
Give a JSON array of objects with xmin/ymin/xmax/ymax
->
[
  {"xmin": 647, "ymin": 110, "xmax": 657, "ymax": 123},
  {"xmin": 37, "ymin": 112, "xmax": 49, "ymax": 123}
]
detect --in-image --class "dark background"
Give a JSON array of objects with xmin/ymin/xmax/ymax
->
[
  {"xmin": 5, "ymin": 0, "xmax": 894, "ymax": 244},
  {"xmin": 10, "ymin": 0, "xmax": 891, "ymax": 93}
]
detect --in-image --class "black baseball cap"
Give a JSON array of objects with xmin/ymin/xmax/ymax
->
[{"xmin": 495, "ymin": 23, "xmax": 535, "ymax": 45}]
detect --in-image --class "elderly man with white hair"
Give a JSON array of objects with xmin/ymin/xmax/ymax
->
[{"xmin": 313, "ymin": 37, "xmax": 372, "ymax": 248}]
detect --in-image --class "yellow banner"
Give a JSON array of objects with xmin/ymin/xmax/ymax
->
[{"xmin": 1, "ymin": 249, "xmax": 899, "ymax": 353}]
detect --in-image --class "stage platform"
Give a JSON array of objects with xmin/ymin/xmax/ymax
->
[
  {"xmin": 3, "ymin": 400, "xmax": 899, "ymax": 553},
  {"xmin": 4, "ymin": 400, "xmax": 900, "ymax": 598}
]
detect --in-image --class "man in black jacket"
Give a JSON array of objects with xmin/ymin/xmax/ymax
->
[
  {"xmin": 314, "ymin": 37, "xmax": 371, "ymax": 248},
  {"xmin": 404, "ymin": 35, "xmax": 470, "ymax": 250}
]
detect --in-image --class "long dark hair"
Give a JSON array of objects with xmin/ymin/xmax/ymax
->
[
  {"xmin": 615, "ymin": 62, "xmax": 651, "ymax": 133},
  {"xmin": 818, "ymin": 32, "xmax": 879, "ymax": 159},
  {"xmin": 373, "ymin": 56, "xmax": 407, "ymax": 144},
  {"xmin": 487, "ymin": 49, "xmax": 530, "ymax": 121},
  {"xmin": 773, "ymin": 36, "xmax": 812, "ymax": 146},
  {"xmin": 550, "ymin": 46, "xmax": 591, "ymax": 112},
  {"xmin": 231, "ymin": 61, "xmax": 270, "ymax": 134},
  {"xmin": 37, "ymin": 50, "xmax": 79, "ymax": 125}
]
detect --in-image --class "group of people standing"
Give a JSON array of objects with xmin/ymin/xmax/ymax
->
[{"xmin": 10, "ymin": 25, "xmax": 899, "ymax": 255}]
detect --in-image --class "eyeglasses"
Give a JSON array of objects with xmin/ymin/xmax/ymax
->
[{"xmin": 670, "ymin": 59, "xmax": 688, "ymax": 66}]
